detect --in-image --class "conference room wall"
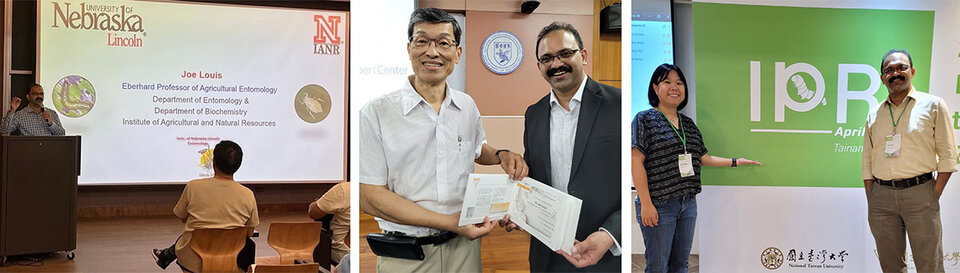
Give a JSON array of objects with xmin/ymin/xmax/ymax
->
[{"xmin": 465, "ymin": 11, "xmax": 593, "ymax": 116}]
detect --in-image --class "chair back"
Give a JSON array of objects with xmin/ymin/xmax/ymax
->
[
  {"xmin": 191, "ymin": 227, "xmax": 249, "ymax": 273},
  {"xmin": 267, "ymin": 222, "xmax": 321, "ymax": 264}
]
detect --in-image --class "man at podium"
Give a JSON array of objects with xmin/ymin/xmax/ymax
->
[{"xmin": 2, "ymin": 84, "xmax": 65, "ymax": 136}]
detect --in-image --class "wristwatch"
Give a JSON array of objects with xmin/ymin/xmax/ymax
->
[
  {"xmin": 732, "ymin": 158, "xmax": 738, "ymax": 167},
  {"xmin": 495, "ymin": 149, "xmax": 510, "ymax": 164}
]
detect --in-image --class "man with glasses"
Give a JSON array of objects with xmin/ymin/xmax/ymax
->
[
  {"xmin": 2, "ymin": 84, "xmax": 65, "ymax": 136},
  {"xmin": 502, "ymin": 22, "xmax": 621, "ymax": 272},
  {"xmin": 863, "ymin": 49, "xmax": 956, "ymax": 273},
  {"xmin": 359, "ymin": 8, "xmax": 528, "ymax": 273}
]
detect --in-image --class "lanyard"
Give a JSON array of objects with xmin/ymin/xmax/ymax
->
[
  {"xmin": 656, "ymin": 107, "xmax": 686, "ymax": 153},
  {"xmin": 886, "ymin": 97, "xmax": 911, "ymax": 134}
]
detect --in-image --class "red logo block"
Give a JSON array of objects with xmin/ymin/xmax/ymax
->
[{"xmin": 314, "ymin": 15, "xmax": 342, "ymax": 44}]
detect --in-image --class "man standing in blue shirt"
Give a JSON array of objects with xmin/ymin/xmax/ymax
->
[{"xmin": 2, "ymin": 84, "xmax": 65, "ymax": 136}]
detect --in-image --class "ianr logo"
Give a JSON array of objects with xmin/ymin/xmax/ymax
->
[
  {"xmin": 314, "ymin": 15, "xmax": 341, "ymax": 44},
  {"xmin": 314, "ymin": 15, "xmax": 342, "ymax": 55}
]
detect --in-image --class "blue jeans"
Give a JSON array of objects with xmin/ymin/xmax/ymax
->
[{"xmin": 637, "ymin": 194, "xmax": 697, "ymax": 273}]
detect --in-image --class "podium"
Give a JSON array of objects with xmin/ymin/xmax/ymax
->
[{"xmin": 0, "ymin": 136, "xmax": 80, "ymax": 264}]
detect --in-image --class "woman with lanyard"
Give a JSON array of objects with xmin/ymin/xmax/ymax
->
[{"xmin": 631, "ymin": 63, "xmax": 762, "ymax": 272}]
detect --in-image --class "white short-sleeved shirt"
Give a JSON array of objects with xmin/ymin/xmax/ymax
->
[{"xmin": 359, "ymin": 77, "xmax": 485, "ymax": 237}]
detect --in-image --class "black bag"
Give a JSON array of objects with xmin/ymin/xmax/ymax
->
[{"xmin": 365, "ymin": 233, "xmax": 426, "ymax": 261}]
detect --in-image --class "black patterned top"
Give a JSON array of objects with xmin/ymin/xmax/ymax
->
[{"xmin": 631, "ymin": 108, "xmax": 707, "ymax": 200}]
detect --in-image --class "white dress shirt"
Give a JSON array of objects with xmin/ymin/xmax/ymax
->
[
  {"xmin": 359, "ymin": 77, "xmax": 485, "ymax": 237},
  {"xmin": 548, "ymin": 76, "xmax": 587, "ymax": 193}
]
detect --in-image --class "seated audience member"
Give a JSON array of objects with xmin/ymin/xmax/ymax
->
[
  {"xmin": 151, "ymin": 140, "xmax": 260, "ymax": 273},
  {"xmin": 308, "ymin": 181, "xmax": 350, "ymax": 262}
]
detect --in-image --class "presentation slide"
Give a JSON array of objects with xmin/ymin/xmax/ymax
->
[
  {"xmin": 631, "ymin": 0, "xmax": 673, "ymax": 115},
  {"xmin": 37, "ymin": 0, "xmax": 348, "ymax": 184}
]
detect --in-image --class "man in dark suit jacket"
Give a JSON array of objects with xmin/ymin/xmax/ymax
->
[{"xmin": 506, "ymin": 22, "xmax": 621, "ymax": 272}]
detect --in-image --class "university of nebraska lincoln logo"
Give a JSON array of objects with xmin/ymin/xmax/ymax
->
[{"xmin": 314, "ymin": 15, "xmax": 342, "ymax": 55}]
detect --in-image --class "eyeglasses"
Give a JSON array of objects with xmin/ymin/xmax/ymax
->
[
  {"xmin": 538, "ymin": 49, "xmax": 580, "ymax": 65},
  {"xmin": 882, "ymin": 64, "xmax": 911, "ymax": 74},
  {"xmin": 409, "ymin": 35, "xmax": 457, "ymax": 51}
]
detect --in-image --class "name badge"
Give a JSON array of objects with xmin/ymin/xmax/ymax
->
[
  {"xmin": 884, "ymin": 134, "xmax": 901, "ymax": 157},
  {"xmin": 678, "ymin": 153, "xmax": 695, "ymax": 177}
]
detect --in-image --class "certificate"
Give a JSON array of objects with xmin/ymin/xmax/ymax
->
[{"xmin": 458, "ymin": 173, "xmax": 582, "ymax": 252}]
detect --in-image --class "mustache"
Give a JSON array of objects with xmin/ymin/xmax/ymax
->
[
  {"xmin": 547, "ymin": 66, "xmax": 572, "ymax": 76},
  {"xmin": 888, "ymin": 75, "xmax": 905, "ymax": 84}
]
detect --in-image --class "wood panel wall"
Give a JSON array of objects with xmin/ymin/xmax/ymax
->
[
  {"xmin": 77, "ymin": 183, "xmax": 335, "ymax": 218},
  {"xmin": 593, "ymin": 0, "xmax": 622, "ymax": 88}
]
